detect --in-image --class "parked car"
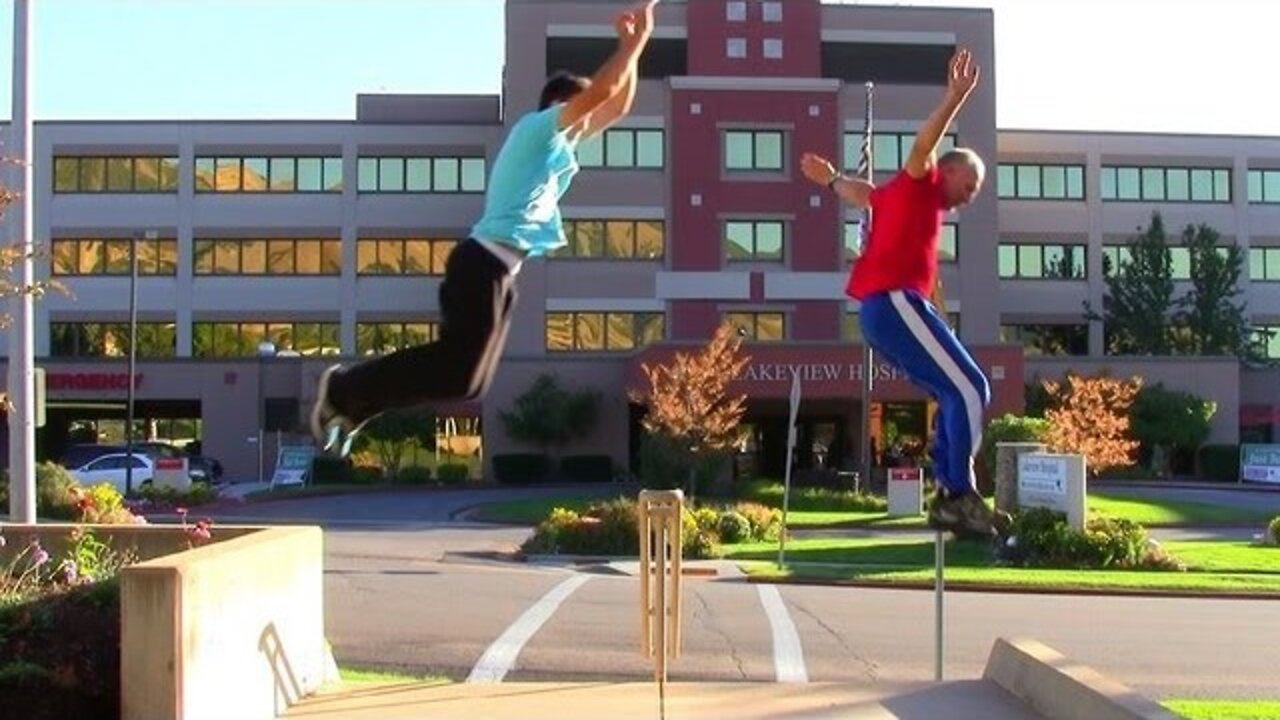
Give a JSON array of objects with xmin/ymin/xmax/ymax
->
[
  {"xmin": 69, "ymin": 452, "xmax": 155, "ymax": 494},
  {"xmin": 59, "ymin": 441, "xmax": 223, "ymax": 483}
]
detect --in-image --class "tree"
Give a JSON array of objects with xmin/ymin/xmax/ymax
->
[
  {"xmin": 1129, "ymin": 383, "xmax": 1215, "ymax": 477},
  {"xmin": 1042, "ymin": 374, "xmax": 1142, "ymax": 476},
  {"xmin": 1174, "ymin": 222, "xmax": 1253, "ymax": 357},
  {"xmin": 1088, "ymin": 212, "xmax": 1176, "ymax": 355},
  {"xmin": 500, "ymin": 374, "xmax": 599, "ymax": 455},
  {"xmin": 632, "ymin": 323, "xmax": 750, "ymax": 496},
  {"xmin": 352, "ymin": 408, "xmax": 436, "ymax": 478},
  {"xmin": 0, "ymin": 179, "xmax": 63, "ymax": 411}
]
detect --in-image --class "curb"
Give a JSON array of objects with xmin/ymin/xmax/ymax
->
[{"xmin": 741, "ymin": 573, "xmax": 1280, "ymax": 601}]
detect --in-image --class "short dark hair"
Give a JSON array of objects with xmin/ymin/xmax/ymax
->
[{"xmin": 539, "ymin": 71, "xmax": 589, "ymax": 110}]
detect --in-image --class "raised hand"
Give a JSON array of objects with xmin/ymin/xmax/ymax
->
[
  {"xmin": 946, "ymin": 47, "xmax": 980, "ymax": 101},
  {"xmin": 801, "ymin": 152, "xmax": 839, "ymax": 186}
]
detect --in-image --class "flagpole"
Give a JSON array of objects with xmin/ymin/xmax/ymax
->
[{"xmin": 859, "ymin": 82, "xmax": 875, "ymax": 494}]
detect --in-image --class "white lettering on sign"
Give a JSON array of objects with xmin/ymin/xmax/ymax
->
[{"xmin": 737, "ymin": 362, "xmax": 909, "ymax": 383}]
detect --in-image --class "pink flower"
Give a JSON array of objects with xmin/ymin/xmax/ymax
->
[
  {"xmin": 63, "ymin": 560, "xmax": 78, "ymax": 583},
  {"xmin": 0, "ymin": 534, "xmax": 6, "ymax": 548},
  {"xmin": 176, "ymin": 507, "xmax": 189, "ymax": 517},
  {"xmin": 33, "ymin": 548, "xmax": 50, "ymax": 567}
]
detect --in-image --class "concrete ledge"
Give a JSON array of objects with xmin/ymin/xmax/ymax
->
[
  {"xmin": 983, "ymin": 638, "xmax": 1180, "ymax": 720},
  {"xmin": 121, "ymin": 525, "xmax": 332, "ymax": 720}
]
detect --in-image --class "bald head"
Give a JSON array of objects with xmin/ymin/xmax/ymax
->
[{"xmin": 938, "ymin": 148, "xmax": 985, "ymax": 208}]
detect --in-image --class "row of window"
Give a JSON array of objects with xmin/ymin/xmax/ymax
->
[
  {"xmin": 997, "ymin": 243, "xmax": 1262, "ymax": 281},
  {"xmin": 356, "ymin": 157, "xmax": 486, "ymax": 193},
  {"xmin": 47, "ymin": 317, "xmax": 1280, "ymax": 360},
  {"xmin": 50, "ymin": 152, "xmax": 1280, "ymax": 205}
]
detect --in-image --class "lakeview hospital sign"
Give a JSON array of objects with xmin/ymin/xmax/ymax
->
[{"xmin": 627, "ymin": 344, "xmax": 1025, "ymax": 410}]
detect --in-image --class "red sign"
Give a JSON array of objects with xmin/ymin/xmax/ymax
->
[
  {"xmin": 889, "ymin": 468, "xmax": 923, "ymax": 483},
  {"xmin": 155, "ymin": 458, "xmax": 185, "ymax": 471},
  {"xmin": 47, "ymin": 373, "xmax": 143, "ymax": 391}
]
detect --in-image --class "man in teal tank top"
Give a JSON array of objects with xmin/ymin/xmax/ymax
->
[{"xmin": 311, "ymin": 2, "xmax": 659, "ymax": 455}]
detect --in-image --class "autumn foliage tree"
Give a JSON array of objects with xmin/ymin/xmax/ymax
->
[
  {"xmin": 632, "ymin": 323, "xmax": 750, "ymax": 495},
  {"xmin": 1042, "ymin": 374, "xmax": 1142, "ymax": 475}
]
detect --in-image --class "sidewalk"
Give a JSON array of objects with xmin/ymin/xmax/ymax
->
[{"xmin": 286, "ymin": 680, "xmax": 1042, "ymax": 720}]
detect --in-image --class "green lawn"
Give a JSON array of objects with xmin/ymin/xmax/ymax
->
[
  {"xmin": 1088, "ymin": 495, "xmax": 1275, "ymax": 526},
  {"xmin": 467, "ymin": 496, "xmax": 606, "ymax": 524},
  {"xmin": 338, "ymin": 666, "xmax": 450, "ymax": 686},
  {"xmin": 724, "ymin": 537, "xmax": 1280, "ymax": 594},
  {"xmin": 1163, "ymin": 700, "xmax": 1280, "ymax": 720}
]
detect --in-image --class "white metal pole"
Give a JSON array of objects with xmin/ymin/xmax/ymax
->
[{"xmin": 7, "ymin": 0, "xmax": 36, "ymax": 523}]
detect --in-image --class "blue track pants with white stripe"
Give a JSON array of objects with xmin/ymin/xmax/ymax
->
[{"xmin": 860, "ymin": 289, "xmax": 991, "ymax": 495}]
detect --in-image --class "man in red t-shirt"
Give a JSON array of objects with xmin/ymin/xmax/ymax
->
[{"xmin": 802, "ymin": 48, "xmax": 1008, "ymax": 538}]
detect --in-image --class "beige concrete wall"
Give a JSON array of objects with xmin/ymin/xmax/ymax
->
[
  {"xmin": 0, "ymin": 523, "xmax": 261, "ymax": 566},
  {"xmin": 121, "ymin": 526, "xmax": 328, "ymax": 720},
  {"xmin": 1026, "ymin": 357, "xmax": 1240, "ymax": 444}
]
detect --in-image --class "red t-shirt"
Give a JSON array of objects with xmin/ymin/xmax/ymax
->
[{"xmin": 846, "ymin": 167, "xmax": 946, "ymax": 300}]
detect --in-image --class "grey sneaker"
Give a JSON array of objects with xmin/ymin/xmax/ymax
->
[
  {"xmin": 928, "ymin": 490, "xmax": 1008, "ymax": 538},
  {"xmin": 310, "ymin": 365, "xmax": 352, "ymax": 454}
]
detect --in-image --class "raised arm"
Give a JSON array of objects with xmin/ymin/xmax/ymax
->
[
  {"xmin": 903, "ymin": 47, "xmax": 980, "ymax": 179},
  {"xmin": 578, "ymin": 58, "xmax": 639, "ymax": 139},
  {"xmin": 801, "ymin": 152, "xmax": 874, "ymax": 209},
  {"xmin": 559, "ymin": 1, "xmax": 656, "ymax": 134}
]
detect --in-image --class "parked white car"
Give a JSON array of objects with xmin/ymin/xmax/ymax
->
[{"xmin": 70, "ymin": 453, "xmax": 154, "ymax": 494}]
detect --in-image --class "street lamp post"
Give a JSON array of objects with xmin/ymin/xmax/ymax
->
[
  {"xmin": 257, "ymin": 340, "xmax": 277, "ymax": 484},
  {"xmin": 124, "ymin": 230, "xmax": 156, "ymax": 497}
]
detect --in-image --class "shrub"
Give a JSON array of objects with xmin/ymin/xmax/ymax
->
[
  {"xmin": 735, "ymin": 502, "xmax": 782, "ymax": 542},
  {"xmin": 523, "ymin": 498, "xmax": 721, "ymax": 559},
  {"xmin": 437, "ymin": 463, "xmax": 469, "ymax": 486},
  {"xmin": 638, "ymin": 432, "xmax": 691, "ymax": 491},
  {"xmin": 350, "ymin": 465, "xmax": 383, "ymax": 485},
  {"xmin": 395, "ymin": 466, "xmax": 433, "ymax": 485},
  {"xmin": 560, "ymin": 455, "xmax": 613, "ymax": 483},
  {"xmin": 1005, "ymin": 507, "xmax": 1179, "ymax": 570},
  {"xmin": 36, "ymin": 463, "xmax": 80, "ymax": 521},
  {"xmin": 690, "ymin": 506, "xmax": 719, "ymax": 533},
  {"xmin": 310, "ymin": 456, "xmax": 353, "ymax": 485},
  {"xmin": 137, "ymin": 481, "xmax": 218, "ymax": 510},
  {"xmin": 1268, "ymin": 516, "xmax": 1280, "ymax": 546},
  {"xmin": 1197, "ymin": 444, "xmax": 1239, "ymax": 483},
  {"xmin": 977, "ymin": 415, "xmax": 1051, "ymax": 491},
  {"xmin": 716, "ymin": 511, "xmax": 752, "ymax": 544},
  {"xmin": 492, "ymin": 453, "xmax": 552, "ymax": 485}
]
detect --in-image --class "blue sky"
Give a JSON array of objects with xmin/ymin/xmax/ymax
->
[{"xmin": 0, "ymin": 0, "xmax": 1274, "ymax": 135}]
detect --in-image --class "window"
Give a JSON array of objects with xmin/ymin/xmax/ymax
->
[
  {"xmin": 1248, "ymin": 170, "xmax": 1280, "ymax": 204},
  {"xmin": 725, "ymin": 220, "xmax": 784, "ymax": 261},
  {"xmin": 51, "ymin": 238, "xmax": 178, "ymax": 276},
  {"xmin": 195, "ymin": 156, "xmax": 343, "ymax": 193},
  {"xmin": 192, "ymin": 322, "xmax": 340, "ymax": 358},
  {"xmin": 356, "ymin": 156, "xmax": 486, "ymax": 193},
  {"xmin": 53, "ymin": 156, "xmax": 179, "ymax": 193},
  {"xmin": 545, "ymin": 312, "xmax": 665, "ymax": 352},
  {"xmin": 999, "ymin": 324, "xmax": 1089, "ymax": 356},
  {"xmin": 49, "ymin": 322, "xmax": 177, "ymax": 358},
  {"xmin": 1102, "ymin": 245, "xmax": 1211, "ymax": 281},
  {"xmin": 1253, "ymin": 326, "xmax": 1280, "ymax": 360},
  {"xmin": 727, "ymin": 37, "xmax": 747, "ymax": 59},
  {"xmin": 555, "ymin": 220, "xmax": 664, "ymax": 259},
  {"xmin": 576, "ymin": 128, "xmax": 664, "ymax": 169},
  {"xmin": 844, "ymin": 132, "xmax": 956, "ymax": 174},
  {"xmin": 762, "ymin": 1, "xmax": 783, "ymax": 22},
  {"xmin": 726, "ymin": 1, "xmax": 746, "ymax": 21},
  {"xmin": 193, "ymin": 238, "xmax": 340, "ymax": 276},
  {"xmin": 1101, "ymin": 166, "xmax": 1230, "ymax": 203},
  {"xmin": 998, "ymin": 243, "xmax": 1086, "ymax": 279},
  {"xmin": 763, "ymin": 38, "xmax": 783, "ymax": 60},
  {"xmin": 844, "ymin": 222, "xmax": 957, "ymax": 262},
  {"xmin": 725, "ymin": 130, "xmax": 784, "ymax": 172},
  {"xmin": 725, "ymin": 312, "xmax": 785, "ymax": 342},
  {"xmin": 356, "ymin": 322, "xmax": 440, "ymax": 355},
  {"xmin": 997, "ymin": 164, "xmax": 1085, "ymax": 200},
  {"xmin": 1250, "ymin": 248, "xmax": 1280, "ymax": 281},
  {"xmin": 356, "ymin": 238, "xmax": 455, "ymax": 275}
]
